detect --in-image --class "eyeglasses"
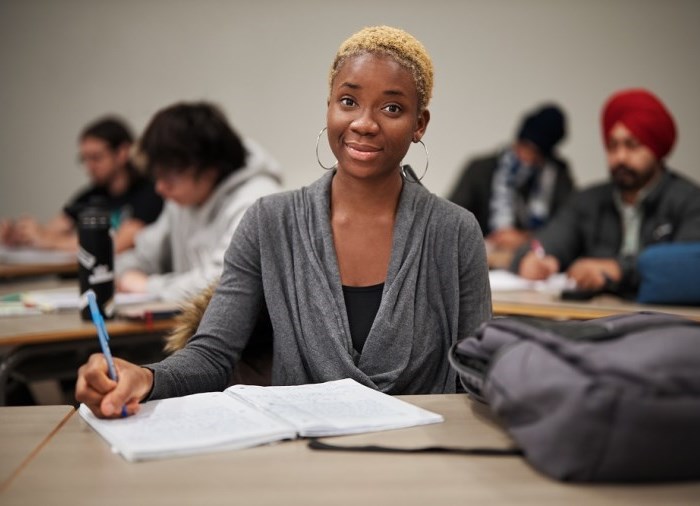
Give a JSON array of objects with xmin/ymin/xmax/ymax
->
[{"xmin": 77, "ymin": 151, "xmax": 110, "ymax": 165}]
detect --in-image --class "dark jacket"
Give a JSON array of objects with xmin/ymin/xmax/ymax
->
[
  {"xmin": 512, "ymin": 170, "xmax": 700, "ymax": 295},
  {"xmin": 448, "ymin": 150, "xmax": 574, "ymax": 236}
]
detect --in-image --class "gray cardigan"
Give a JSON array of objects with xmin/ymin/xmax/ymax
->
[{"xmin": 149, "ymin": 171, "xmax": 492, "ymax": 398}]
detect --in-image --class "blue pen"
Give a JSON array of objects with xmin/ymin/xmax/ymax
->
[{"xmin": 85, "ymin": 290, "xmax": 128, "ymax": 418}]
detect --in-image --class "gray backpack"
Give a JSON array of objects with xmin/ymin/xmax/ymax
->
[{"xmin": 448, "ymin": 312, "xmax": 700, "ymax": 482}]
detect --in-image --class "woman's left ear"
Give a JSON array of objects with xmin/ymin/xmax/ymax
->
[{"xmin": 413, "ymin": 109, "xmax": 430, "ymax": 142}]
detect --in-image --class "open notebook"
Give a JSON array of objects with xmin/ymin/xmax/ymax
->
[{"xmin": 79, "ymin": 378, "xmax": 444, "ymax": 462}]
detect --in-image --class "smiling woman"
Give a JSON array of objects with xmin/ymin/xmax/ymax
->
[
  {"xmin": 327, "ymin": 54, "xmax": 427, "ymax": 181},
  {"xmin": 76, "ymin": 26, "xmax": 492, "ymax": 419},
  {"xmin": 325, "ymin": 33, "xmax": 432, "ymax": 304}
]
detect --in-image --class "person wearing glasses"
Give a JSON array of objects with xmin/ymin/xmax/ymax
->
[
  {"xmin": 515, "ymin": 89, "xmax": 700, "ymax": 297},
  {"xmin": 0, "ymin": 117, "xmax": 163, "ymax": 253}
]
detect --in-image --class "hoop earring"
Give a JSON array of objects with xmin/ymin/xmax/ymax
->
[
  {"xmin": 400, "ymin": 140, "xmax": 429, "ymax": 182},
  {"xmin": 315, "ymin": 127, "xmax": 337, "ymax": 171}
]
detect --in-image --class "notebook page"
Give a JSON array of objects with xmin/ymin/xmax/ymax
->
[
  {"xmin": 226, "ymin": 378, "xmax": 444, "ymax": 437},
  {"xmin": 79, "ymin": 392, "xmax": 297, "ymax": 461}
]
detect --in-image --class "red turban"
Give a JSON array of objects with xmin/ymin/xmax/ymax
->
[{"xmin": 602, "ymin": 88, "xmax": 677, "ymax": 160}]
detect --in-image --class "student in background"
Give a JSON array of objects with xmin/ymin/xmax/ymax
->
[
  {"xmin": 0, "ymin": 117, "xmax": 163, "ymax": 253},
  {"xmin": 515, "ymin": 88, "xmax": 700, "ymax": 296},
  {"xmin": 449, "ymin": 104, "xmax": 574, "ymax": 267},
  {"xmin": 76, "ymin": 26, "xmax": 492, "ymax": 418},
  {"xmin": 115, "ymin": 101, "xmax": 283, "ymax": 302}
]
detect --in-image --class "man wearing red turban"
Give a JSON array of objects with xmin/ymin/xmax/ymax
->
[{"xmin": 513, "ymin": 88, "xmax": 700, "ymax": 297}]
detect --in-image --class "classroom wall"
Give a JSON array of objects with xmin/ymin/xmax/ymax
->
[{"xmin": 1, "ymin": 0, "xmax": 699, "ymax": 221}]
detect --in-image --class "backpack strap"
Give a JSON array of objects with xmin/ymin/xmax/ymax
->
[
  {"xmin": 308, "ymin": 438, "xmax": 523, "ymax": 456},
  {"xmin": 490, "ymin": 312, "xmax": 699, "ymax": 343}
]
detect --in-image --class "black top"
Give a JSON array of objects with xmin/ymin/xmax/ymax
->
[
  {"xmin": 64, "ymin": 172, "xmax": 163, "ymax": 230},
  {"xmin": 342, "ymin": 283, "xmax": 384, "ymax": 353}
]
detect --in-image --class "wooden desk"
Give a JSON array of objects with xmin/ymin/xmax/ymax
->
[
  {"xmin": 0, "ymin": 262, "xmax": 77, "ymax": 279},
  {"xmin": 0, "ymin": 245, "xmax": 78, "ymax": 279},
  {"xmin": 0, "ymin": 310, "xmax": 174, "ymax": 347},
  {"xmin": 2, "ymin": 396, "xmax": 699, "ymax": 505},
  {"xmin": 492, "ymin": 289, "xmax": 700, "ymax": 321},
  {"xmin": 0, "ymin": 310, "xmax": 174, "ymax": 405},
  {"xmin": 0, "ymin": 279, "xmax": 175, "ymax": 405},
  {"xmin": 0, "ymin": 405, "xmax": 74, "ymax": 491},
  {"xmin": 0, "ymin": 278, "xmax": 176, "ymax": 343}
]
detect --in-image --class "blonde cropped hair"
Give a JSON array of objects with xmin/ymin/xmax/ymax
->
[{"xmin": 329, "ymin": 26, "xmax": 434, "ymax": 113}]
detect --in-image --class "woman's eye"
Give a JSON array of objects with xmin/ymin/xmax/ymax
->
[
  {"xmin": 340, "ymin": 97, "xmax": 355, "ymax": 107},
  {"xmin": 383, "ymin": 104, "xmax": 401, "ymax": 113}
]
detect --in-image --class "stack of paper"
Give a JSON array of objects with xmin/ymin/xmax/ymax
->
[
  {"xmin": 489, "ymin": 269, "xmax": 574, "ymax": 294},
  {"xmin": 0, "ymin": 301, "xmax": 43, "ymax": 317},
  {"xmin": 21, "ymin": 288, "xmax": 159, "ymax": 312}
]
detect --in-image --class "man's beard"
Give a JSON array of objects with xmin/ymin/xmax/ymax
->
[
  {"xmin": 610, "ymin": 164, "xmax": 656, "ymax": 192},
  {"xmin": 92, "ymin": 168, "xmax": 120, "ymax": 192}
]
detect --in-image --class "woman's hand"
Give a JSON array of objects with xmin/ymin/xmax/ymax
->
[{"xmin": 75, "ymin": 354, "xmax": 154, "ymax": 418}]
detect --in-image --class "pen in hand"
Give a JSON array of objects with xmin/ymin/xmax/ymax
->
[
  {"xmin": 85, "ymin": 289, "xmax": 128, "ymax": 418},
  {"xmin": 530, "ymin": 239, "xmax": 546, "ymax": 259},
  {"xmin": 522, "ymin": 238, "xmax": 560, "ymax": 280}
]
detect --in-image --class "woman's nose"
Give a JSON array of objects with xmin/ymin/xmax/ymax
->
[{"xmin": 350, "ymin": 109, "xmax": 379, "ymax": 135}]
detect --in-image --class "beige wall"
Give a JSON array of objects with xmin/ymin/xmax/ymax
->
[{"xmin": 1, "ymin": 0, "xmax": 698, "ymax": 220}]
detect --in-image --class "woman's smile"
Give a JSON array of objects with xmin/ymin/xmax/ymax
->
[{"xmin": 344, "ymin": 141, "xmax": 382, "ymax": 161}]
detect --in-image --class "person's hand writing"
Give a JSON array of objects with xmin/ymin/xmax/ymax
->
[
  {"xmin": 75, "ymin": 354, "xmax": 154, "ymax": 418},
  {"xmin": 566, "ymin": 258, "xmax": 621, "ymax": 291},
  {"xmin": 117, "ymin": 270, "xmax": 149, "ymax": 293},
  {"xmin": 519, "ymin": 251, "xmax": 560, "ymax": 280}
]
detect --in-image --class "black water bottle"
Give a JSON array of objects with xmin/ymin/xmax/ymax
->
[{"xmin": 77, "ymin": 206, "xmax": 115, "ymax": 320}]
